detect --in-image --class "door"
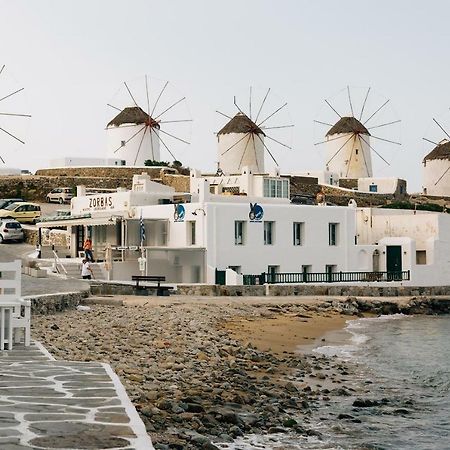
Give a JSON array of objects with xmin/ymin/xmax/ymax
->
[
  {"xmin": 215, "ymin": 269, "xmax": 226, "ymax": 285},
  {"xmin": 76, "ymin": 226, "xmax": 85, "ymax": 254},
  {"xmin": 386, "ymin": 245, "xmax": 402, "ymax": 280}
]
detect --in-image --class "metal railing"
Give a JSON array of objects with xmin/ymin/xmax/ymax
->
[{"xmin": 243, "ymin": 270, "xmax": 410, "ymax": 285}]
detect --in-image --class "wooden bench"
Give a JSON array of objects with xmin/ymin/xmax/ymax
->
[{"xmin": 131, "ymin": 275, "xmax": 173, "ymax": 296}]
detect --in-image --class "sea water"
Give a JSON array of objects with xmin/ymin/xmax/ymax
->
[{"xmin": 216, "ymin": 314, "xmax": 450, "ymax": 450}]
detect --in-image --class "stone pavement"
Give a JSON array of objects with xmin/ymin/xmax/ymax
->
[{"xmin": 0, "ymin": 342, "xmax": 153, "ymax": 449}]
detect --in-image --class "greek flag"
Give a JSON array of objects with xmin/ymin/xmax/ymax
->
[{"xmin": 140, "ymin": 213, "xmax": 146, "ymax": 244}]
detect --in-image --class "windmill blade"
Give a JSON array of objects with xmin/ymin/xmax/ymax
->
[
  {"xmin": 345, "ymin": 135, "xmax": 357, "ymax": 178},
  {"xmin": 113, "ymin": 125, "xmax": 146, "ymax": 153},
  {"xmin": 359, "ymin": 134, "xmax": 390, "ymax": 166},
  {"xmin": 238, "ymin": 133, "xmax": 253, "ymax": 170},
  {"xmin": 423, "ymin": 137, "xmax": 439, "ymax": 146},
  {"xmin": 0, "ymin": 65, "xmax": 5, "ymax": 77},
  {"xmin": 359, "ymin": 87, "xmax": 371, "ymax": 121},
  {"xmin": 314, "ymin": 119, "xmax": 333, "ymax": 127},
  {"xmin": 257, "ymin": 102, "xmax": 288, "ymax": 127},
  {"xmin": 0, "ymin": 87, "xmax": 24, "ymax": 103},
  {"xmin": 432, "ymin": 118, "xmax": 450, "ymax": 140},
  {"xmin": 107, "ymin": 103, "xmax": 122, "ymax": 112},
  {"xmin": 216, "ymin": 110, "xmax": 232, "ymax": 120},
  {"xmin": 134, "ymin": 127, "xmax": 148, "ymax": 165},
  {"xmin": 145, "ymin": 75, "xmax": 151, "ymax": 116},
  {"xmin": 153, "ymin": 130, "xmax": 177, "ymax": 161},
  {"xmin": 324, "ymin": 99, "xmax": 342, "ymax": 119},
  {"xmin": 357, "ymin": 135, "xmax": 371, "ymax": 176},
  {"xmin": 252, "ymin": 134, "xmax": 261, "ymax": 173},
  {"xmin": 347, "ymin": 86, "xmax": 354, "ymax": 117},
  {"xmin": 0, "ymin": 112, "xmax": 31, "ymax": 117},
  {"xmin": 151, "ymin": 81, "xmax": 169, "ymax": 116},
  {"xmin": 367, "ymin": 119, "xmax": 401, "ymax": 130},
  {"xmin": 315, "ymin": 133, "xmax": 350, "ymax": 146},
  {"xmin": 159, "ymin": 119, "xmax": 193, "ymax": 124},
  {"xmin": 260, "ymin": 124, "xmax": 294, "ymax": 130},
  {"xmin": 434, "ymin": 165, "xmax": 450, "ymax": 186},
  {"xmin": 363, "ymin": 99, "xmax": 390, "ymax": 125},
  {"xmin": 326, "ymin": 134, "xmax": 355, "ymax": 166},
  {"xmin": 249, "ymin": 86, "xmax": 252, "ymax": 120},
  {"xmin": 220, "ymin": 132, "xmax": 251, "ymax": 156},
  {"xmin": 154, "ymin": 97, "xmax": 186, "ymax": 120},
  {"xmin": 0, "ymin": 154, "xmax": 5, "ymax": 164},
  {"xmin": 124, "ymin": 82, "xmax": 139, "ymax": 108},
  {"xmin": 265, "ymin": 134, "xmax": 292, "ymax": 149},
  {"xmin": 255, "ymin": 132, "xmax": 279, "ymax": 166},
  {"xmin": 370, "ymin": 135, "xmax": 401, "ymax": 145},
  {"xmin": 254, "ymin": 88, "xmax": 270, "ymax": 123},
  {"xmin": 149, "ymin": 127, "xmax": 155, "ymax": 160},
  {"xmin": 233, "ymin": 96, "xmax": 246, "ymax": 116},
  {"xmin": 0, "ymin": 126, "xmax": 25, "ymax": 144},
  {"xmin": 158, "ymin": 128, "xmax": 190, "ymax": 145}
]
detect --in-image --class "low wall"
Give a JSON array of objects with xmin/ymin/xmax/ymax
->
[{"xmin": 24, "ymin": 290, "xmax": 89, "ymax": 315}]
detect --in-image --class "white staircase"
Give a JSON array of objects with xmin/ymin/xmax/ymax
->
[{"xmin": 55, "ymin": 262, "xmax": 106, "ymax": 280}]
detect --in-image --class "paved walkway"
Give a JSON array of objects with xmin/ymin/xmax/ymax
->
[{"xmin": 0, "ymin": 343, "xmax": 153, "ymax": 449}]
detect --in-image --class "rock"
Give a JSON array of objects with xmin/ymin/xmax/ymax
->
[
  {"xmin": 352, "ymin": 398, "xmax": 380, "ymax": 407},
  {"xmin": 338, "ymin": 413, "xmax": 354, "ymax": 420},
  {"xmin": 283, "ymin": 418, "xmax": 297, "ymax": 427}
]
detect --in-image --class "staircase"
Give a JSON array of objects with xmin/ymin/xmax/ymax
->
[{"xmin": 54, "ymin": 262, "xmax": 106, "ymax": 280}]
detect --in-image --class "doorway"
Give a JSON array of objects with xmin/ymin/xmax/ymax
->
[{"xmin": 386, "ymin": 245, "xmax": 402, "ymax": 280}]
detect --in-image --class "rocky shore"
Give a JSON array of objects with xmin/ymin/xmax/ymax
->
[{"xmin": 31, "ymin": 295, "xmax": 450, "ymax": 449}]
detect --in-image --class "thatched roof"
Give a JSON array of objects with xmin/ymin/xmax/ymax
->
[
  {"xmin": 326, "ymin": 116, "xmax": 370, "ymax": 137},
  {"xmin": 107, "ymin": 106, "xmax": 160, "ymax": 128},
  {"xmin": 217, "ymin": 113, "xmax": 265, "ymax": 136},
  {"xmin": 424, "ymin": 139, "xmax": 450, "ymax": 162}
]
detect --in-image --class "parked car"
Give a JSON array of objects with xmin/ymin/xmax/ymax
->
[
  {"xmin": 0, "ymin": 219, "xmax": 24, "ymax": 243},
  {"xmin": 46, "ymin": 188, "xmax": 73, "ymax": 204},
  {"xmin": 290, "ymin": 195, "xmax": 316, "ymax": 205},
  {"xmin": 0, "ymin": 198, "xmax": 24, "ymax": 210},
  {"xmin": 0, "ymin": 202, "xmax": 41, "ymax": 224}
]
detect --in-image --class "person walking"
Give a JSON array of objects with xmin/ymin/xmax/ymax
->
[
  {"xmin": 83, "ymin": 237, "xmax": 94, "ymax": 262},
  {"xmin": 81, "ymin": 258, "xmax": 94, "ymax": 280}
]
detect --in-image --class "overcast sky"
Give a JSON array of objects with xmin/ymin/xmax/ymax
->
[{"xmin": 1, "ymin": 0, "xmax": 449, "ymax": 191}]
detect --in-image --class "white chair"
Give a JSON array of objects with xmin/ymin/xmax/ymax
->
[{"xmin": 0, "ymin": 260, "xmax": 31, "ymax": 350}]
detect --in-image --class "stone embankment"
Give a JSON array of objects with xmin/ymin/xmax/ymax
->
[{"xmin": 31, "ymin": 295, "xmax": 450, "ymax": 449}]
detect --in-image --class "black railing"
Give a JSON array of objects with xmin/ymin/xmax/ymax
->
[{"xmin": 243, "ymin": 270, "xmax": 410, "ymax": 285}]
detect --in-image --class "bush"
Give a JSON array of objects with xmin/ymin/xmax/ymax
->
[{"xmin": 381, "ymin": 201, "xmax": 445, "ymax": 212}]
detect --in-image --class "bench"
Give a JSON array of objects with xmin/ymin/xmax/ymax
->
[{"xmin": 131, "ymin": 275, "xmax": 174, "ymax": 296}]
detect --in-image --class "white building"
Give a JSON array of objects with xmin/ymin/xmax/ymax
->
[
  {"xmin": 325, "ymin": 117, "xmax": 373, "ymax": 179},
  {"xmin": 422, "ymin": 139, "xmax": 450, "ymax": 197},
  {"xmin": 49, "ymin": 157, "xmax": 126, "ymax": 168},
  {"xmin": 39, "ymin": 171, "xmax": 450, "ymax": 287}
]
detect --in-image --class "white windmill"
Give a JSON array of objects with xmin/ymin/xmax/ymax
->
[
  {"xmin": 422, "ymin": 117, "xmax": 450, "ymax": 196},
  {"xmin": 216, "ymin": 88, "xmax": 293, "ymax": 175},
  {"xmin": 106, "ymin": 76, "xmax": 191, "ymax": 166},
  {"xmin": 314, "ymin": 87, "xmax": 401, "ymax": 179}
]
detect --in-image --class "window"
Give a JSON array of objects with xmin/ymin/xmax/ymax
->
[
  {"xmin": 329, "ymin": 223, "xmax": 338, "ymax": 246},
  {"xmin": 416, "ymin": 250, "xmax": 427, "ymax": 265},
  {"xmin": 355, "ymin": 149, "xmax": 359, "ymax": 155},
  {"xmin": 187, "ymin": 221, "xmax": 196, "ymax": 245},
  {"xmin": 234, "ymin": 221, "xmax": 245, "ymax": 245},
  {"xmin": 264, "ymin": 221, "xmax": 275, "ymax": 245},
  {"xmin": 263, "ymin": 179, "xmax": 289, "ymax": 198},
  {"xmin": 369, "ymin": 184, "xmax": 378, "ymax": 192},
  {"xmin": 293, "ymin": 222, "xmax": 304, "ymax": 246},
  {"xmin": 267, "ymin": 265, "xmax": 279, "ymax": 283}
]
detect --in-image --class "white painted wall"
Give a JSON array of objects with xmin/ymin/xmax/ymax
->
[
  {"xmin": 357, "ymin": 177, "xmax": 403, "ymax": 194},
  {"xmin": 218, "ymin": 132, "xmax": 265, "ymax": 174},
  {"xmin": 106, "ymin": 125, "xmax": 160, "ymax": 166},
  {"xmin": 422, "ymin": 158, "xmax": 450, "ymax": 196},
  {"xmin": 293, "ymin": 170, "xmax": 340, "ymax": 186},
  {"xmin": 325, "ymin": 133, "xmax": 372, "ymax": 178},
  {"xmin": 50, "ymin": 158, "xmax": 125, "ymax": 167}
]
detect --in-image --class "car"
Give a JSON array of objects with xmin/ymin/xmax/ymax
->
[
  {"xmin": 290, "ymin": 195, "xmax": 316, "ymax": 205},
  {"xmin": 0, "ymin": 202, "xmax": 41, "ymax": 224},
  {"xmin": 0, "ymin": 219, "xmax": 24, "ymax": 243},
  {"xmin": 46, "ymin": 188, "xmax": 73, "ymax": 204},
  {"xmin": 0, "ymin": 198, "xmax": 24, "ymax": 210}
]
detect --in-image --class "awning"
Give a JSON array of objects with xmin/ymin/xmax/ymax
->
[{"xmin": 38, "ymin": 217, "xmax": 118, "ymax": 228}]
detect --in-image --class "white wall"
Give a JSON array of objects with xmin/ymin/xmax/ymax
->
[
  {"xmin": 325, "ymin": 133, "xmax": 372, "ymax": 178},
  {"xmin": 358, "ymin": 177, "xmax": 401, "ymax": 194},
  {"xmin": 422, "ymin": 159, "xmax": 450, "ymax": 196}
]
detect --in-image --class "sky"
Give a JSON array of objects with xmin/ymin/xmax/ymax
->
[{"xmin": 1, "ymin": 0, "xmax": 450, "ymax": 191}]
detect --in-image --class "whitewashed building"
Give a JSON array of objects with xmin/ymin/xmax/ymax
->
[{"xmin": 422, "ymin": 139, "xmax": 450, "ymax": 197}]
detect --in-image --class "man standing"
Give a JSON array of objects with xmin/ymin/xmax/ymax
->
[
  {"xmin": 83, "ymin": 237, "xmax": 94, "ymax": 262},
  {"xmin": 81, "ymin": 258, "xmax": 94, "ymax": 280}
]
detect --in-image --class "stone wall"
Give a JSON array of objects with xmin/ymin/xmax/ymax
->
[
  {"xmin": 24, "ymin": 290, "xmax": 89, "ymax": 315},
  {"xmin": 35, "ymin": 167, "xmax": 171, "ymax": 178}
]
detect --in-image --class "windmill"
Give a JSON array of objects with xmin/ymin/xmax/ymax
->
[
  {"xmin": 422, "ymin": 116, "xmax": 450, "ymax": 196},
  {"xmin": 106, "ymin": 76, "xmax": 191, "ymax": 166},
  {"xmin": 314, "ymin": 86, "xmax": 401, "ymax": 179},
  {"xmin": 0, "ymin": 64, "xmax": 31, "ymax": 164},
  {"xmin": 216, "ymin": 87, "xmax": 293, "ymax": 174}
]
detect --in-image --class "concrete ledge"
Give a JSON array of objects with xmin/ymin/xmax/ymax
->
[{"xmin": 24, "ymin": 290, "xmax": 90, "ymax": 315}]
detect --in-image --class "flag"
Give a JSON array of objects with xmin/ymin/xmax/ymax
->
[{"xmin": 140, "ymin": 212, "xmax": 146, "ymax": 244}]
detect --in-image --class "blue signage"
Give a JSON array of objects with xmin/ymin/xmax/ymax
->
[
  {"xmin": 249, "ymin": 203, "xmax": 263, "ymax": 222},
  {"xmin": 174, "ymin": 204, "xmax": 185, "ymax": 222}
]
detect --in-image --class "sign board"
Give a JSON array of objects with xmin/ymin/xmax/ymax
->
[
  {"xmin": 249, "ymin": 203, "xmax": 264, "ymax": 222},
  {"xmin": 112, "ymin": 246, "xmax": 139, "ymax": 251}
]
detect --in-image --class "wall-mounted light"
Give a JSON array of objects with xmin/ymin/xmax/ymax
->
[{"xmin": 192, "ymin": 208, "xmax": 206, "ymax": 216}]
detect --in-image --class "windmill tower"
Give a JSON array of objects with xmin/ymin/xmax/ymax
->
[
  {"xmin": 106, "ymin": 76, "xmax": 191, "ymax": 166},
  {"xmin": 315, "ymin": 87, "xmax": 401, "ymax": 179},
  {"xmin": 216, "ymin": 88, "xmax": 293, "ymax": 175},
  {"xmin": 422, "ymin": 118, "xmax": 450, "ymax": 196}
]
